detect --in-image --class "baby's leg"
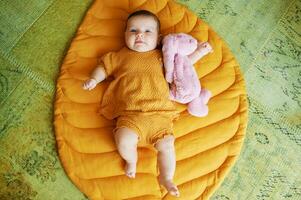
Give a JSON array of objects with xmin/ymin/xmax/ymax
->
[
  {"xmin": 114, "ymin": 127, "xmax": 139, "ymax": 178},
  {"xmin": 155, "ymin": 135, "xmax": 180, "ymax": 197}
]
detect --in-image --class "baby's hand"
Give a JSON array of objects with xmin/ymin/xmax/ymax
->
[
  {"xmin": 82, "ymin": 79, "xmax": 97, "ymax": 90},
  {"xmin": 196, "ymin": 42, "xmax": 213, "ymax": 56}
]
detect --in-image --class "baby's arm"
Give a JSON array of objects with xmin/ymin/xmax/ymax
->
[
  {"xmin": 82, "ymin": 63, "xmax": 107, "ymax": 90},
  {"xmin": 188, "ymin": 42, "xmax": 213, "ymax": 64}
]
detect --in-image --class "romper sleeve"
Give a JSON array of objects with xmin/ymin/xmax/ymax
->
[{"xmin": 98, "ymin": 52, "xmax": 117, "ymax": 76}]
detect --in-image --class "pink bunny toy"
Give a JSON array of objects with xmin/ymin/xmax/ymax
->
[{"xmin": 162, "ymin": 33, "xmax": 212, "ymax": 117}]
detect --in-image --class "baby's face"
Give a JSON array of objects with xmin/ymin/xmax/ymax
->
[{"xmin": 125, "ymin": 15, "xmax": 159, "ymax": 52}]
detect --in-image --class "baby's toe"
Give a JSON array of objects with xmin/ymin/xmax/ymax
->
[
  {"xmin": 125, "ymin": 162, "xmax": 136, "ymax": 179},
  {"xmin": 126, "ymin": 172, "xmax": 136, "ymax": 179},
  {"xmin": 169, "ymin": 186, "xmax": 180, "ymax": 197}
]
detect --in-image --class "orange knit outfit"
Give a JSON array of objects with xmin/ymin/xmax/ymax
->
[{"xmin": 100, "ymin": 47, "xmax": 178, "ymax": 145}]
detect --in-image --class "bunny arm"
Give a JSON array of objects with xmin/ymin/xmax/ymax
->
[
  {"xmin": 188, "ymin": 42, "xmax": 213, "ymax": 64},
  {"xmin": 187, "ymin": 49, "xmax": 208, "ymax": 64}
]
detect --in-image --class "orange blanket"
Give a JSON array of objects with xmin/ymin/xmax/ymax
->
[{"xmin": 54, "ymin": 0, "xmax": 248, "ymax": 199}]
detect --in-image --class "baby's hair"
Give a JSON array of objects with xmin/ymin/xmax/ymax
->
[{"xmin": 126, "ymin": 10, "xmax": 161, "ymax": 31}]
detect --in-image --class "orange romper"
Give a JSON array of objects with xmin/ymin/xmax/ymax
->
[{"xmin": 100, "ymin": 47, "xmax": 178, "ymax": 145}]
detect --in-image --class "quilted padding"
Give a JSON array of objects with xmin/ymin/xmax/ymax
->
[{"xmin": 54, "ymin": 0, "xmax": 248, "ymax": 199}]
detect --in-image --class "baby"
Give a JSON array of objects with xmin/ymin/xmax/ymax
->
[{"xmin": 83, "ymin": 10, "xmax": 212, "ymax": 197}]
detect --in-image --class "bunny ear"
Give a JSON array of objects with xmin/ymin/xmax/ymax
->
[
  {"xmin": 176, "ymin": 33, "xmax": 185, "ymax": 39},
  {"xmin": 162, "ymin": 34, "xmax": 175, "ymax": 50},
  {"xmin": 162, "ymin": 34, "xmax": 177, "ymax": 83}
]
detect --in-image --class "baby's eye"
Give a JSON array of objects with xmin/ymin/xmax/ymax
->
[
  {"xmin": 130, "ymin": 29, "xmax": 136, "ymax": 32},
  {"xmin": 145, "ymin": 30, "xmax": 152, "ymax": 33}
]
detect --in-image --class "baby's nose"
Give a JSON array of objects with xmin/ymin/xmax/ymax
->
[{"xmin": 136, "ymin": 32, "xmax": 143, "ymax": 38}]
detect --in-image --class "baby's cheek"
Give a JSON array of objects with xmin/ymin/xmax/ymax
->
[{"xmin": 126, "ymin": 37, "xmax": 134, "ymax": 47}]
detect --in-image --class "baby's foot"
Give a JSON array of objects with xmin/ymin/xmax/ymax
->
[
  {"xmin": 125, "ymin": 162, "xmax": 136, "ymax": 178},
  {"xmin": 159, "ymin": 178, "xmax": 180, "ymax": 197}
]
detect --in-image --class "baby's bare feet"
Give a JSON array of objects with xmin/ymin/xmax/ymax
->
[
  {"xmin": 125, "ymin": 162, "xmax": 136, "ymax": 178},
  {"xmin": 159, "ymin": 178, "xmax": 180, "ymax": 197},
  {"xmin": 82, "ymin": 78, "xmax": 97, "ymax": 90}
]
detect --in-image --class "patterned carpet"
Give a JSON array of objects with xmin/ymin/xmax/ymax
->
[{"xmin": 0, "ymin": 0, "xmax": 300, "ymax": 199}]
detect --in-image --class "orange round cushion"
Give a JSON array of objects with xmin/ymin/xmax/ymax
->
[{"xmin": 54, "ymin": 0, "xmax": 248, "ymax": 199}]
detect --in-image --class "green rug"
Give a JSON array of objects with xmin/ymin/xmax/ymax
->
[{"xmin": 0, "ymin": 0, "xmax": 300, "ymax": 199}]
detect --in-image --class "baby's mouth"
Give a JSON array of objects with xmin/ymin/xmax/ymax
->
[{"xmin": 135, "ymin": 40, "xmax": 144, "ymax": 45}]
